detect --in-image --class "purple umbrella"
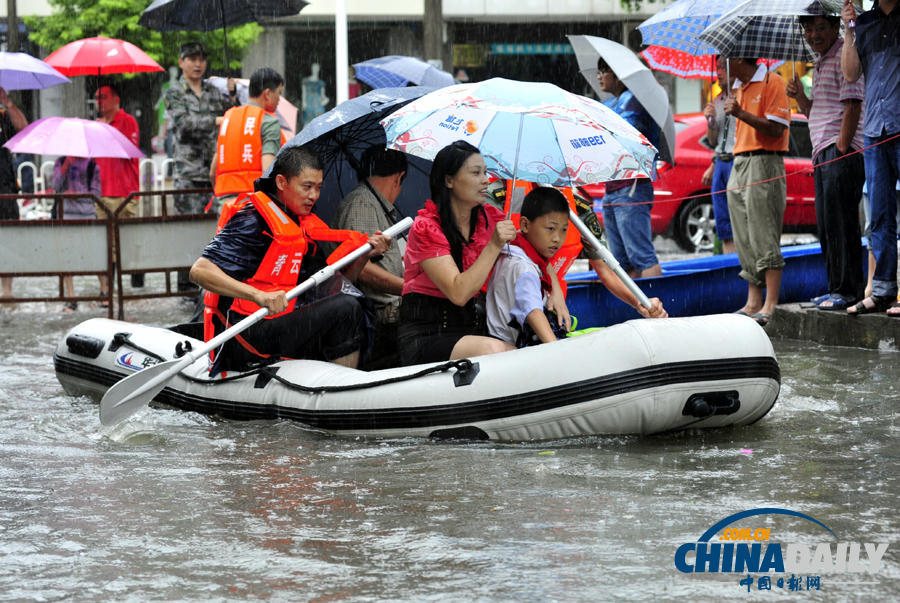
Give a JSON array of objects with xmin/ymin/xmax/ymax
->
[
  {"xmin": 0, "ymin": 52, "xmax": 70, "ymax": 90},
  {"xmin": 3, "ymin": 117, "xmax": 144, "ymax": 159}
]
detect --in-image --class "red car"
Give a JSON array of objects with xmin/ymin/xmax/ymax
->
[{"xmin": 580, "ymin": 113, "xmax": 816, "ymax": 252}]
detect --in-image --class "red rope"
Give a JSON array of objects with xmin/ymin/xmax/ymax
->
[{"xmin": 600, "ymin": 131, "xmax": 900, "ymax": 207}]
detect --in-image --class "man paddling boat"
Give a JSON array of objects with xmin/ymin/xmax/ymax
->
[{"xmin": 190, "ymin": 146, "xmax": 391, "ymax": 374}]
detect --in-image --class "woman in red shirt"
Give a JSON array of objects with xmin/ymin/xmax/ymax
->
[{"xmin": 398, "ymin": 141, "xmax": 567, "ymax": 366}]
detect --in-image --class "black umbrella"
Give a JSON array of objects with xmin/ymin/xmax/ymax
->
[
  {"xmin": 138, "ymin": 0, "xmax": 308, "ymax": 68},
  {"xmin": 270, "ymin": 86, "xmax": 437, "ymax": 227}
]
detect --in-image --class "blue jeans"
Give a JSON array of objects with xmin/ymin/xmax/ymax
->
[
  {"xmin": 864, "ymin": 134, "xmax": 900, "ymax": 298},
  {"xmin": 712, "ymin": 159, "xmax": 734, "ymax": 241},
  {"xmin": 602, "ymin": 181, "xmax": 658, "ymax": 273}
]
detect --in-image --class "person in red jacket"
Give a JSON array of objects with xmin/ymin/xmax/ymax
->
[
  {"xmin": 95, "ymin": 82, "xmax": 142, "ymax": 291},
  {"xmin": 190, "ymin": 145, "xmax": 390, "ymax": 373}
]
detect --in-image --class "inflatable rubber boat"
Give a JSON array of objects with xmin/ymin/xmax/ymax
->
[{"xmin": 55, "ymin": 314, "xmax": 780, "ymax": 441}]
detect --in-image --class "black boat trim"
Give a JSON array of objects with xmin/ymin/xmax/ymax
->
[{"xmin": 55, "ymin": 353, "xmax": 780, "ymax": 431}]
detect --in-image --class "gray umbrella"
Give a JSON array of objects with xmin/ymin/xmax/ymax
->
[{"xmin": 567, "ymin": 35, "xmax": 676, "ymax": 166}]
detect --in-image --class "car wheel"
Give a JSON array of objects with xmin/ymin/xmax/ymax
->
[{"xmin": 674, "ymin": 196, "xmax": 716, "ymax": 252}]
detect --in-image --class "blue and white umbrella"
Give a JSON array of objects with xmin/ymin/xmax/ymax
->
[
  {"xmin": 636, "ymin": 0, "xmax": 752, "ymax": 55},
  {"xmin": 353, "ymin": 56, "xmax": 455, "ymax": 90},
  {"xmin": 380, "ymin": 78, "xmax": 658, "ymax": 189}
]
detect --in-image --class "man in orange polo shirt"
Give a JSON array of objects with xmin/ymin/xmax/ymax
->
[{"xmin": 723, "ymin": 58, "xmax": 791, "ymax": 328}]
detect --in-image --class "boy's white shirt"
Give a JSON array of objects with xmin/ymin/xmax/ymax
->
[{"xmin": 486, "ymin": 244, "xmax": 547, "ymax": 346}]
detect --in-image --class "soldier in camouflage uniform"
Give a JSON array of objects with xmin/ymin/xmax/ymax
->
[
  {"xmin": 164, "ymin": 42, "xmax": 236, "ymax": 292},
  {"xmin": 165, "ymin": 42, "xmax": 237, "ymax": 215}
]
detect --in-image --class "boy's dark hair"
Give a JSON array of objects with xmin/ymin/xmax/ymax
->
[
  {"xmin": 358, "ymin": 145, "xmax": 408, "ymax": 179},
  {"xmin": 597, "ymin": 58, "xmax": 610, "ymax": 72},
  {"xmin": 521, "ymin": 187, "xmax": 569, "ymax": 222},
  {"xmin": 270, "ymin": 145, "xmax": 323, "ymax": 180},
  {"xmin": 798, "ymin": 14, "xmax": 841, "ymax": 28},
  {"xmin": 249, "ymin": 67, "xmax": 284, "ymax": 98}
]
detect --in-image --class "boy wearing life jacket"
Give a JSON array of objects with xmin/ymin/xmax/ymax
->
[
  {"xmin": 489, "ymin": 180, "xmax": 667, "ymax": 323},
  {"xmin": 190, "ymin": 145, "xmax": 391, "ymax": 373},
  {"xmin": 486, "ymin": 188, "xmax": 667, "ymax": 347},
  {"xmin": 210, "ymin": 67, "xmax": 287, "ymax": 213},
  {"xmin": 486, "ymin": 188, "xmax": 573, "ymax": 347}
]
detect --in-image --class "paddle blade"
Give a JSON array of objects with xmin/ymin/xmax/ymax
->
[{"xmin": 99, "ymin": 359, "xmax": 182, "ymax": 426}]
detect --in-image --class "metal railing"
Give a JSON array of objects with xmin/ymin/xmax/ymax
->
[{"xmin": 0, "ymin": 187, "xmax": 216, "ymax": 319}]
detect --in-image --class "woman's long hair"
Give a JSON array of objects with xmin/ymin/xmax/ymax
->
[{"xmin": 430, "ymin": 140, "xmax": 486, "ymax": 271}]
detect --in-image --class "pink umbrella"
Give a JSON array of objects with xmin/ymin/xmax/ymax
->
[{"xmin": 2, "ymin": 117, "xmax": 145, "ymax": 158}]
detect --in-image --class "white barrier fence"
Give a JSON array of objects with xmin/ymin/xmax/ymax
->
[{"xmin": 16, "ymin": 157, "xmax": 176, "ymax": 220}]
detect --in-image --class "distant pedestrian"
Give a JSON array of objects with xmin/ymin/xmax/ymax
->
[
  {"xmin": 702, "ymin": 56, "xmax": 738, "ymax": 255},
  {"xmin": 51, "ymin": 156, "xmax": 102, "ymax": 311},
  {"xmin": 211, "ymin": 67, "xmax": 286, "ymax": 212},
  {"xmin": 164, "ymin": 42, "xmax": 236, "ymax": 292},
  {"xmin": 724, "ymin": 57, "xmax": 792, "ymax": 328},
  {"xmin": 787, "ymin": 15, "xmax": 865, "ymax": 312},
  {"xmin": 95, "ymin": 82, "xmax": 144, "ymax": 289},
  {"xmin": 0, "ymin": 87, "xmax": 29, "ymax": 300},
  {"xmin": 596, "ymin": 58, "xmax": 662, "ymax": 279},
  {"xmin": 842, "ymin": 0, "xmax": 900, "ymax": 316}
]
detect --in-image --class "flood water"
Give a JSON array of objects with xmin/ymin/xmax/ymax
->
[{"xmin": 2, "ymin": 273, "xmax": 899, "ymax": 602}]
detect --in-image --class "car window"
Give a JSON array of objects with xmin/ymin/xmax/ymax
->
[
  {"xmin": 788, "ymin": 121, "xmax": 812, "ymax": 159},
  {"xmin": 675, "ymin": 122, "xmax": 690, "ymax": 135}
]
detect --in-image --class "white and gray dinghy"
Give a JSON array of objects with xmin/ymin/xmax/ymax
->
[{"xmin": 55, "ymin": 314, "xmax": 780, "ymax": 441}]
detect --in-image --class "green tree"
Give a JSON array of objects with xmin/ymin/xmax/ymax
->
[{"xmin": 25, "ymin": 0, "xmax": 262, "ymax": 72}]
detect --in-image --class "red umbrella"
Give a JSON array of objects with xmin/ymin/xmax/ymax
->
[
  {"xmin": 44, "ymin": 37, "xmax": 164, "ymax": 77},
  {"xmin": 640, "ymin": 46, "xmax": 717, "ymax": 79}
]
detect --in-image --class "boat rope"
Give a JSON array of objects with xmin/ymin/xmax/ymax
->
[{"xmin": 113, "ymin": 332, "xmax": 476, "ymax": 392}]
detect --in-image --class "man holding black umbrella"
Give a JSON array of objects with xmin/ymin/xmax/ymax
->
[{"xmin": 164, "ymin": 42, "xmax": 236, "ymax": 293}]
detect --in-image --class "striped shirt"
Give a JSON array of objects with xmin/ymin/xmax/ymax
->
[{"xmin": 809, "ymin": 37, "xmax": 866, "ymax": 161}]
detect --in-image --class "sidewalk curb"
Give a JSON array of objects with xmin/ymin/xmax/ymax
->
[{"xmin": 765, "ymin": 303, "xmax": 900, "ymax": 351}]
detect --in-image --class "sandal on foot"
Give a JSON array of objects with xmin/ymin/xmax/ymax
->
[
  {"xmin": 732, "ymin": 309, "xmax": 752, "ymax": 317},
  {"xmin": 751, "ymin": 312, "xmax": 771, "ymax": 327},
  {"xmin": 62, "ymin": 301, "xmax": 78, "ymax": 313},
  {"xmin": 848, "ymin": 295, "xmax": 893, "ymax": 315},
  {"xmin": 810, "ymin": 293, "xmax": 831, "ymax": 305},
  {"xmin": 100, "ymin": 290, "xmax": 110, "ymax": 309},
  {"xmin": 817, "ymin": 298, "xmax": 852, "ymax": 311},
  {"xmin": 887, "ymin": 301, "xmax": 900, "ymax": 318}
]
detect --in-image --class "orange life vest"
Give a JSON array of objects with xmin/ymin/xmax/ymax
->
[
  {"xmin": 502, "ymin": 179, "xmax": 583, "ymax": 296},
  {"xmin": 202, "ymin": 191, "xmax": 369, "ymax": 360},
  {"xmin": 214, "ymin": 105, "xmax": 288, "ymax": 196}
]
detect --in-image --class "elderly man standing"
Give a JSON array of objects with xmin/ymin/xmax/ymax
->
[
  {"xmin": 842, "ymin": 0, "xmax": 900, "ymax": 316},
  {"xmin": 95, "ymin": 82, "xmax": 143, "ymax": 290},
  {"xmin": 787, "ymin": 15, "xmax": 865, "ymax": 312},
  {"xmin": 724, "ymin": 57, "xmax": 792, "ymax": 328},
  {"xmin": 331, "ymin": 145, "xmax": 408, "ymax": 370},
  {"xmin": 164, "ymin": 42, "xmax": 236, "ymax": 293}
]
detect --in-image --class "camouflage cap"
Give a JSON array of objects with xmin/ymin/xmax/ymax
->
[{"xmin": 179, "ymin": 42, "xmax": 208, "ymax": 59}]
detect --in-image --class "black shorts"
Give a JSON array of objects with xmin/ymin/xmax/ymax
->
[
  {"xmin": 217, "ymin": 294, "xmax": 365, "ymax": 372},
  {"xmin": 397, "ymin": 292, "xmax": 485, "ymax": 366}
]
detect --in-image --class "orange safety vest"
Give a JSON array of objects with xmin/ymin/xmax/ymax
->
[
  {"xmin": 202, "ymin": 191, "xmax": 369, "ymax": 360},
  {"xmin": 214, "ymin": 105, "xmax": 288, "ymax": 196},
  {"xmin": 502, "ymin": 179, "xmax": 583, "ymax": 295}
]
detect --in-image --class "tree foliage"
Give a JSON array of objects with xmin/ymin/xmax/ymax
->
[{"xmin": 25, "ymin": 0, "xmax": 262, "ymax": 72}]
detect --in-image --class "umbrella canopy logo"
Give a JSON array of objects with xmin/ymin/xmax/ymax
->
[{"xmin": 674, "ymin": 507, "xmax": 890, "ymax": 592}]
